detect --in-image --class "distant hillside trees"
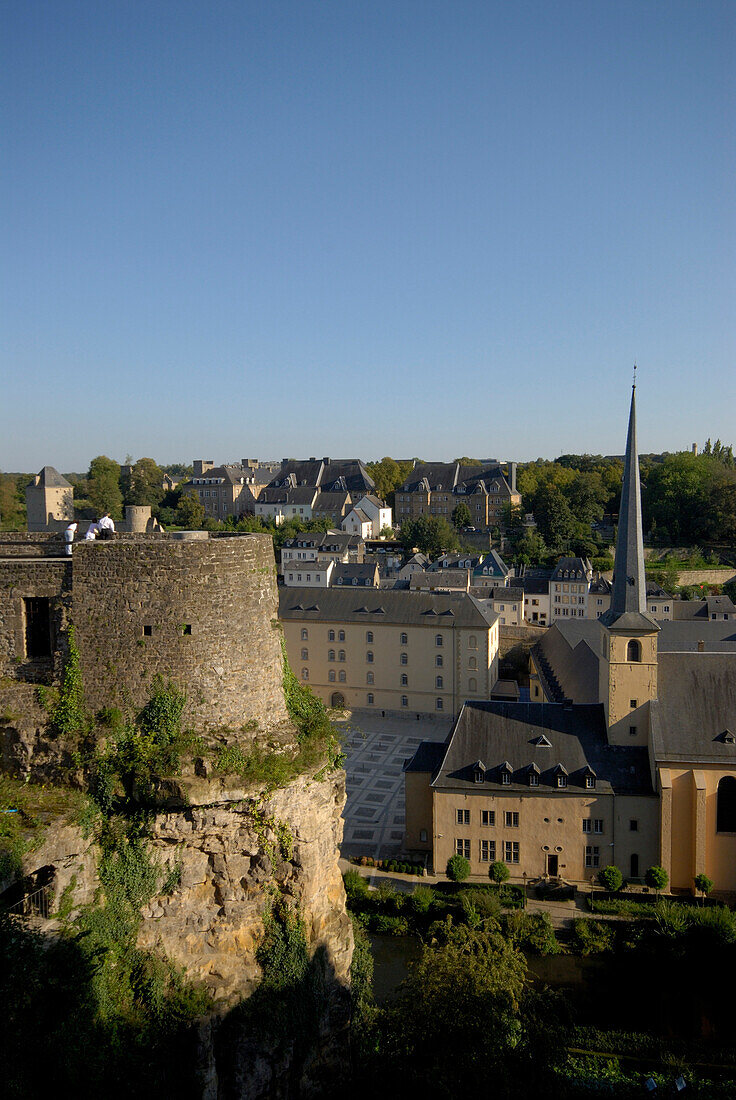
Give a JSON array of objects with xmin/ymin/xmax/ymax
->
[
  {"xmin": 0, "ymin": 473, "xmax": 27, "ymax": 530},
  {"xmin": 365, "ymin": 457, "xmax": 417, "ymax": 507},
  {"xmin": 87, "ymin": 455, "xmax": 123, "ymax": 519}
]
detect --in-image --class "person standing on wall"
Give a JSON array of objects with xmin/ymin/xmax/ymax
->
[
  {"xmin": 64, "ymin": 520, "xmax": 78, "ymax": 555},
  {"xmin": 98, "ymin": 512, "xmax": 116, "ymax": 540}
]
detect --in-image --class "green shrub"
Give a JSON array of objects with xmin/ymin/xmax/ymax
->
[
  {"xmin": 458, "ymin": 888, "xmax": 501, "ymax": 923},
  {"xmin": 409, "ymin": 885, "xmax": 435, "ymax": 914},
  {"xmin": 571, "ymin": 918, "xmax": 615, "ymax": 955},
  {"xmin": 371, "ymin": 914, "xmax": 409, "ymax": 936},
  {"xmin": 598, "ymin": 865, "xmax": 623, "ymax": 893},
  {"xmin": 645, "ymin": 865, "xmax": 669, "ymax": 894},
  {"xmin": 343, "ymin": 869, "xmax": 370, "ymax": 906},
  {"xmin": 489, "ymin": 860, "xmax": 510, "ymax": 885},
  {"xmin": 446, "ymin": 854, "xmax": 470, "ymax": 882},
  {"xmin": 694, "ymin": 872, "xmax": 714, "ymax": 900},
  {"xmin": 502, "ymin": 911, "xmax": 559, "ymax": 955}
]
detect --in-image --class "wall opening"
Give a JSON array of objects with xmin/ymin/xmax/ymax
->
[
  {"xmin": 717, "ymin": 776, "xmax": 736, "ymax": 832},
  {"xmin": 23, "ymin": 597, "xmax": 52, "ymax": 658}
]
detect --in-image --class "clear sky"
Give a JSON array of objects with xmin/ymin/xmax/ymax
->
[{"xmin": 2, "ymin": 1, "xmax": 734, "ymax": 472}]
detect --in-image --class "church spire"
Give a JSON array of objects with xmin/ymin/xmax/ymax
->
[{"xmin": 601, "ymin": 376, "xmax": 658, "ymax": 630}]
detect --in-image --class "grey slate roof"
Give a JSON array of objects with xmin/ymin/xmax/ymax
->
[
  {"xmin": 431, "ymin": 701, "xmax": 652, "ymax": 795},
  {"xmin": 331, "ymin": 563, "xmax": 379, "ymax": 586},
  {"xmin": 473, "ymin": 549, "xmax": 509, "ymax": 579},
  {"xmin": 279, "ymin": 587, "xmax": 499, "ymax": 629},
  {"xmin": 651, "ymin": 652, "xmax": 736, "ymax": 763},
  {"xmin": 258, "ymin": 486, "xmax": 318, "ymax": 505},
  {"xmin": 403, "ymin": 740, "xmax": 448, "ymax": 776},
  {"xmin": 399, "ymin": 462, "xmax": 459, "ymax": 493},
  {"xmin": 268, "ymin": 460, "xmax": 324, "ymax": 487},
  {"xmin": 312, "ymin": 491, "xmax": 352, "ymax": 515},
  {"xmin": 457, "ymin": 464, "xmax": 512, "ymax": 495},
  {"xmin": 551, "ymin": 556, "xmax": 591, "ymax": 581},
  {"xmin": 33, "ymin": 466, "xmax": 72, "ymax": 489},
  {"xmin": 535, "ymin": 623, "xmax": 601, "ymax": 704},
  {"xmin": 672, "ymin": 596, "xmax": 736, "ymax": 621},
  {"xmin": 319, "ymin": 460, "xmax": 374, "ymax": 494},
  {"xmin": 553, "ymin": 616, "xmax": 736, "ymax": 658}
]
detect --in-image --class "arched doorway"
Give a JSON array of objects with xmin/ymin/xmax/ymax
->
[{"xmin": 330, "ymin": 692, "xmax": 345, "ymax": 708}]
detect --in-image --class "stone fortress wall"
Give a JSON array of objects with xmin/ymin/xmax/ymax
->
[{"xmin": 0, "ymin": 532, "xmax": 289, "ymax": 735}]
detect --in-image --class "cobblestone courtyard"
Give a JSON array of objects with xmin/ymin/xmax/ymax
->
[{"xmin": 334, "ymin": 711, "xmax": 453, "ymax": 860}]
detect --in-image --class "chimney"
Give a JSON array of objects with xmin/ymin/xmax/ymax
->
[
  {"xmin": 697, "ymin": 639, "xmax": 705, "ymax": 652},
  {"xmin": 509, "ymin": 461, "xmax": 517, "ymax": 493},
  {"xmin": 193, "ymin": 460, "xmax": 214, "ymax": 477},
  {"xmin": 323, "ymin": 457, "xmax": 330, "ymax": 465}
]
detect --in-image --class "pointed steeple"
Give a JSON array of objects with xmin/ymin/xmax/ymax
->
[{"xmin": 601, "ymin": 379, "xmax": 658, "ymax": 631}]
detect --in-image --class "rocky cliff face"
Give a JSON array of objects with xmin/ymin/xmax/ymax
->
[{"xmin": 138, "ymin": 774, "xmax": 352, "ymax": 1005}]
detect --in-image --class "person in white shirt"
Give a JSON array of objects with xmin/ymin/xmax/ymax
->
[
  {"xmin": 85, "ymin": 521, "xmax": 100, "ymax": 541},
  {"xmin": 98, "ymin": 512, "xmax": 116, "ymax": 540},
  {"xmin": 64, "ymin": 521, "xmax": 78, "ymax": 555}
]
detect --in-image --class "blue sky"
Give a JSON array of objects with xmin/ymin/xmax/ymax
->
[{"xmin": 2, "ymin": 1, "xmax": 734, "ymax": 471}]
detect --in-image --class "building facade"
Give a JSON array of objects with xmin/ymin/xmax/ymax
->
[{"xmin": 280, "ymin": 588, "xmax": 498, "ymax": 716}]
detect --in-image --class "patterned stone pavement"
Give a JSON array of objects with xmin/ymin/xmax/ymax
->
[{"xmin": 334, "ymin": 711, "xmax": 453, "ymax": 860}]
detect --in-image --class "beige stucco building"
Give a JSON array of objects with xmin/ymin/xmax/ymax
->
[
  {"xmin": 280, "ymin": 588, "xmax": 498, "ymax": 716},
  {"xmin": 406, "ymin": 388, "xmax": 736, "ymax": 896}
]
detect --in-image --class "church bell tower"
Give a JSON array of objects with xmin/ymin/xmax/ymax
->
[{"xmin": 598, "ymin": 379, "xmax": 660, "ymax": 745}]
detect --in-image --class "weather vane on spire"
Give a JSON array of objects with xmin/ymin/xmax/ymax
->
[{"xmin": 633, "ymin": 361, "xmax": 637, "ymax": 390}]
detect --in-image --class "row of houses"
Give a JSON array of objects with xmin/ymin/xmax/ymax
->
[
  {"xmin": 186, "ymin": 455, "xmax": 522, "ymax": 532},
  {"xmin": 406, "ymin": 551, "xmax": 736, "ymax": 627}
]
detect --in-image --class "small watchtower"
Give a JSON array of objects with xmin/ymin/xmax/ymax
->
[{"xmin": 25, "ymin": 467, "xmax": 74, "ymax": 531}]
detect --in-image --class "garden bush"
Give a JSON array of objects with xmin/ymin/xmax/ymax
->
[
  {"xmin": 343, "ymin": 870, "xmax": 369, "ymax": 906},
  {"xmin": 571, "ymin": 918, "xmax": 615, "ymax": 955},
  {"xmin": 409, "ymin": 886, "xmax": 434, "ymax": 915},
  {"xmin": 446, "ymin": 854, "xmax": 471, "ymax": 882},
  {"xmin": 370, "ymin": 914, "xmax": 409, "ymax": 936},
  {"xmin": 501, "ymin": 911, "xmax": 559, "ymax": 955}
]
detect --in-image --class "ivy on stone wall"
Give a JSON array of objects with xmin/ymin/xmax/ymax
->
[{"xmin": 50, "ymin": 626, "xmax": 91, "ymax": 737}]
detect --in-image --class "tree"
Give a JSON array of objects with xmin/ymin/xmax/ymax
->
[
  {"xmin": 452, "ymin": 502, "xmax": 472, "ymax": 529},
  {"xmin": 87, "ymin": 455, "xmax": 123, "ymax": 519},
  {"xmin": 176, "ymin": 490, "xmax": 205, "ymax": 529},
  {"xmin": 598, "ymin": 865, "xmax": 623, "ymax": 893},
  {"xmin": 530, "ymin": 485, "xmax": 576, "ymax": 554},
  {"xmin": 385, "ymin": 925, "xmax": 527, "ymax": 1092},
  {"xmin": 489, "ymin": 860, "xmax": 510, "ymax": 886},
  {"xmin": 0, "ymin": 473, "xmax": 27, "ymax": 530},
  {"xmin": 398, "ymin": 516, "xmax": 459, "ymax": 558},
  {"xmin": 365, "ymin": 457, "xmax": 416, "ymax": 508},
  {"xmin": 645, "ymin": 865, "xmax": 668, "ymax": 897},
  {"xmin": 446, "ymin": 854, "xmax": 470, "ymax": 882},
  {"xmin": 694, "ymin": 873, "xmax": 713, "ymax": 905},
  {"xmin": 127, "ymin": 458, "xmax": 164, "ymax": 511}
]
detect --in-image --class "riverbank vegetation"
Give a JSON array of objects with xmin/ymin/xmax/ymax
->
[{"xmin": 344, "ymin": 871, "xmax": 736, "ymax": 1097}]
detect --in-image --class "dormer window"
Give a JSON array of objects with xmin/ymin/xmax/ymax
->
[
  {"xmin": 585, "ymin": 776, "xmax": 595, "ymax": 789},
  {"xmin": 501, "ymin": 772, "xmax": 511, "ymax": 785},
  {"xmin": 499, "ymin": 762, "xmax": 513, "ymax": 786},
  {"xmin": 529, "ymin": 772, "xmax": 539, "ymax": 787},
  {"xmin": 557, "ymin": 775, "xmax": 567, "ymax": 789}
]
